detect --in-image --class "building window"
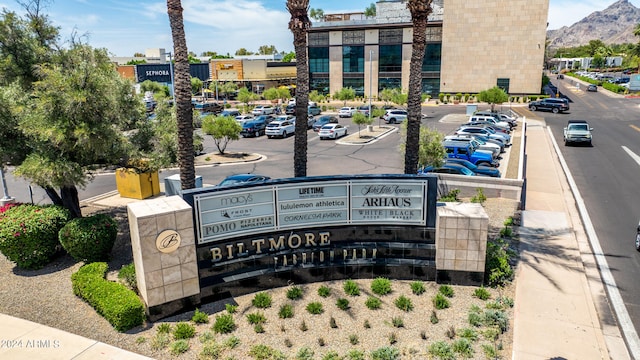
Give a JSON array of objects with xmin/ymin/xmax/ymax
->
[
  {"xmin": 379, "ymin": 45, "xmax": 402, "ymax": 72},
  {"xmin": 425, "ymin": 27, "xmax": 442, "ymax": 42},
  {"xmin": 497, "ymin": 78, "xmax": 510, "ymax": 93},
  {"xmin": 378, "ymin": 77, "xmax": 401, "ymax": 92},
  {"xmin": 343, "ymin": 77, "xmax": 364, "ymax": 97},
  {"xmin": 379, "ymin": 29, "xmax": 403, "ymax": 44},
  {"xmin": 310, "ymin": 74, "xmax": 329, "ymax": 95},
  {"xmin": 343, "ymin": 30, "xmax": 365, "ymax": 45},
  {"xmin": 343, "ymin": 46, "xmax": 364, "ymax": 73},
  {"xmin": 421, "ymin": 78, "xmax": 440, "ymax": 97},
  {"xmin": 309, "ymin": 47, "xmax": 329, "ymax": 73},
  {"xmin": 308, "ymin": 32, "xmax": 329, "ymax": 46},
  {"xmin": 422, "ymin": 43, "xmax": 441, "ymax": 72}
]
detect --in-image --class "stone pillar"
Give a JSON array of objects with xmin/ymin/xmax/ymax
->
[
  {"xmin": 127, "ymin": 196, "xmax": 200, "ymax": 319},
  {"xmin": 435, "ymin": 202, "xmax": 489, "ymax": 285}
]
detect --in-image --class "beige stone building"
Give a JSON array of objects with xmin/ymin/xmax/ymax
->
[{"xmin": 308, "ymin": 0, "xmax": 548, "ymax": 98}]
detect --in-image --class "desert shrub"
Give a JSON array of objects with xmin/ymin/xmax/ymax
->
[
  {"xmin": 349, "ymin": 334, "xmax": 359, "ymax": 345},
  {"xmin": 71, "ymin": 262, "xmax": 145, "ymax": 331},
  {"xmin": 485, "ymin": 238, "xmax": 515, "ymax": 287},
  {"xmin": 192, "ymin": 308, "xmax": 209, "ymax": 324},
  {"xmin": 430, "ymin": 310, "xmax": 439, "ymax": 324},
  {"xmin": 283, "ymin": 338, "xmax": 292, "ymax": 347},
  {"xmin": 200, "ymin": 341, "xmax": 223, "ymax": 358},
  {"xmin": 388, "ymin": 332, "xmax": 397, "ymax": 344},
  {"xmin": 252, "ymin": 292, "xmax": 272, "ymax": 308},
  {"xmin": 329, "ymin": 316, "xmax": 338, "ymax": 328},
  {"xmin": 364, "ymin": 319, "xmax": 371, "ymax": 328},
  {"xmin": 286, "ymin": 286, "xmax": 304, "ymax": 300},
  {"xmin": 169, "ymin": 339, "xmax": 190, "ymax": 355},
  {"xmin": 468, "ymin": 306, "xmax": 484, "ymax": 327},
  {"xmin": 484, "ymin": 309, "xmax": 509, "ymax": 333},
  {"xmin": 470, "ymin": 187, "xmax": 487, "ymax": 204},
  {"xmin": 151, "ymin": 332, "xmax": 170, "ymax": 350},
  {"xmin": 482, "ymin": 344, "xmax": 499, "ymax": 358},
  {"xmin": 452, "ymin": 338, "xmax": 474, "ymax": 357},
  {"xmin": 212, "ymin": 313, "xmax": 236, "ymax": 334},
  {"xmin": 371, "ymin": 277, "xmax": 392, "ymax": 296},
  {"xmin": 410, "ymin": 281, "xmax": 425, "ymax": 295},
  {"xmin": 459, "ymin": 328, "xmax": 478, "ymax": 341},
  {"xmin": 394, "ymin": 295, "xmax": 414, "ymax": 312},
  {"xmin": 249, "ymin": 344, "xmax": 286, "ymax": 360},
  {"xmin": 370, "ymin": 346, "xmax": 400, "ymax": 360},
  {"xmin": 322, "ymin": 351, "xmax": 341, "ymax": 360},
  {"xmin": 343, "ymin": 279, "xmax": 360, "ymax": 296},
  {"xmin": 427, "ymin": 341, "xmax": 454, "ymax": 359},
  {"xmin": 306, "ymin": 302, "xmax": 324, "ymax": 315},
  {"xmin": 59, "ymin": 213, "xmax": 117, "ymax": 262},
  {"xmin": 173, "ymin": 322, "xmax": 196, "ymax": 339},
  {"xmin": 365, "ymin": 296, "xmax": 382, "ymax": 310},
  {"xmin": 438, "ymin": 285, "xmax": 454, "ymax": 298},
  {"xmin": 433, "ymin": 293, "xmax": 450, "ymax": 310},
  {"xmin": 318, "ymin": 285, "xmax": 331, "ymax": 297},
  {"xmin": 247, "ymin": 312, "xmax": 267, "ymax": 325},
  {"xmin": 497, "ymin": 296, "xmax": 514, "ymax": 308},
  {"xmin": 391, "ymin": 316, "xmax": 404, "ymax": 328},
  {"xmin": 483, "ymin": 327, "xmax": 500, "ymax": 341},
  {"xmin": 254, "ymin": 323, "xmax": 265, "ymax": 333},
  {"xmin": 296, "ymin": 347, "xmax": 314, "ymax": 360},
  {"xmin": 336, "ymin": 298, "xmax": 350, "ymax": 310},
  {"xmin": 317, "ymin": 337, "xmax": 325, "ymax": 346},
  {"xmin": 198, "ymin": 330, "xmax": 214, "ymax": 343},
  {"xmin": 157, "ymin": 323, "xmax": 171, "ymax": 333},
  {"xmin": 473, "ymin": 287, "xmax": 491, "ymax": 300},
  {"xmin": 279, "ymin": 304, "xmax": 294, "ymax": 319},
  {"xmin": 225, "ymin": 336, "xmax": 240, "ymax": 349},
  {"xmin": 225, "ymin": 303, "xmax": 238, "ymax": 313},
  {"xmin": 117, "ymin": 263, "xmax": 137, "ymax": 291},
  {"xmin": 299, "ymin": 320, "xmax": 308, "ymax": 331},
  {"xmin": 445, "ymin": 325, "xmax": 456, "ymax": 339},
  {"xmin": 439, "ymin": 189, "xmax": 460, "ymax": 202},
  {"xmin": 347, "ymin": 349, "xmax": 365, "ymax": 360},
  {"xmin": 0, "ymin": 204, "xmax": 70, "ymax": 269}
]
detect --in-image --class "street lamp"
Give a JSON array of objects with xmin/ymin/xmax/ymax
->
[
  {"xmin": 167, "ymin": 52, "xmax": 175, "ymax": 99},
  {"xmin": 369, "ymin": 50, "xmax": 373, "ymax": 127}
]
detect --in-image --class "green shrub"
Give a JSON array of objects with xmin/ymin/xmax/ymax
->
[
  {"xmin": 225, "ymin": 335, "xmax": 240, "ymax": 349},
  {"xmin": 279, "ymin": 304, "xmax": 294, "ymax": 319},
  {"xmin": 306, "ymin": 302, "xmax": 324, "ymax": 315},
  {"xmin": 430, "ymin": 310, "xmax": 439, "ymax": 324},
  {"xmin": 169, "ymin": 339, "xmax": 190, "ymax": 355},
  {"xmin": 343, "ymin": 279, "xmax": 360, "ymax": 296},
  {"xmin": 59, "ymin": 213, "xmax": 117, "ymax": 262},
  {"xmin": 71, "ymin": 262, "xmax": 145, "ymax": 331},
  {"xmin": 336, "ymin": 297, "xmax": 350, "ymax": 310},
  {"xmin": 439, "ymin": 189, "xmax": 460, "ymax": 202},
  {"xmin": 213, "ymin": 313, "xmax": 236, "ymax": 334},
  {"xmin": 198, "ymin": 330, "xmax": 214, "ymax": 343},
  {"xmin": 370, "ymin": 346, "xmax": 400, "ymax": 360},
  {"xmin": 482, "ymin": 344, "xmax": 499, "ymax": 358},
  {"xmin": 427, "ymin": 341, "xmax": 454, "ymax": 359},
  {"xmin": 150, "ymin": 332, "xmax": 170, "ymax": 350},
  {"xmin": 470, "ymin": 187, "xmax": 486, "ymax": 204},
  {"xmin": 286, "ymin": 286, "xmax": 303, "ymax": 300},
  {"xmin": 192, "ymin": 308, "xmax": 209, "ymax": 324},
  {"xmin": 433, "ymin": 293, "xmax": 450, "ymax": 310},
  {"xmin": 254, "ymin": 323, "xmax": 265, "ymax": 333},
  {"xmin": 173, "ymin": 322, "xmax": 196, "ymax": 339},
  {"xmin": 365, "ymin": 296, "xmax": 382, "ymax": 310},
  {"xmin": 410, "ymin": 281, "xmax": 425, "ymax": 295},
  {"xmin": 252, "ymin": 292, "xmax": 272, "ymax": 308},
  {"xmin": 329, "ymin": 316, "xmax": 338, "ymax": 328},
  {"xmin": 318, "ymin": 285, "xmax": 331, "ymax": 297},
  {"xmin": 0, "ymin": 204, "xmax": 70, "ymax": 269},
  {"xmin": 391, "ymin": 316, "xmax": 404, "ymax": 328},
  {"xmin": 200, "ymin": 341, "xmax": 223, "ymax": 358},
  {"xmin": 349, "ymin": 334, "xmax": 359, "ymax": 345},
  {"xmin": 247, "ymin": 312, "xmax": 267, "ymax": 325},
  {"xmin": 364, "ymin": 319, "xmax": 371, "ymax": 328},
  {"xmin": 371, "ymin": 277, "xmax": 392, "ymax": 296},
  {"xmin": 484, "ymin": 309, "xmax": 509, "ymax": 333},
  {"xmin": 249, "ymin": 344, "xmax": 286, "ymax": 360},
  {"xmin": 322, "ymin": 351, "xmax": 341, "ymax": 360},
  {"xmin": 473, "ymin": 287, "xmax": 491, "ymax": 300},
  {"xmin": 347, "ymin": 349, "xmax": 365, "ymax": 360},
  {"xmin": 459, "ymin": 328, "xmax": 478, "ymax": 341},
  {"xmin": 468, "ymin": 307, "xmax": 484, "ymax": 327},
  {"xmin": 117, "ymin": 263, "xmax": 137, "ymax": 291},
  {"xmin": 497, "ymin": 295, "xmax": 514, "ymax": 308},
  {"xmin": 438, "ymin": 285, "xmax": 454, "ymax": 298},
  {"xmin": 300, "ymin": 320, "xmax": 308, "ymax": 331},
  {"xmin": 446, "ymin": 325, "xmax": 456, "ymax": 339},
  {"xmin": 317, "ymin": 337, "xmax": 325, "ymax": 346},
  {"xmin": 225, "ymin": 303, "xmax": 238, "ymax": 313},
  {"xmin": 157, "ymin": 323, "xmax": 171, "ymax": 333},
  {"xmin": 485, "ymin": 238, "xmax": 515, "ymax": 287},
  {"xmin": 394, "ymin": 295, "xmax": 414, "ymax": 312},
  {"xmin": 296, "ymin": 347, "xmax": 314, "ymax": 360},
  {"xmin": 388, "ymin": 332, "xmax": 397, "ymax": 344}
]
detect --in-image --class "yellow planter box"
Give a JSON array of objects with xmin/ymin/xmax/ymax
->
[{"xmin": 115, "ymin": 168, "xmax": 160, "ymax": 200}]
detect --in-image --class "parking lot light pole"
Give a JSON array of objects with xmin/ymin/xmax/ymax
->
[
  {"xmin": 167, "ymin": 52, "xmax": 175, "ymax": 99},
  {"xmin": 369, "ymin": 50, "xmax": 373, "ymax": 126}
]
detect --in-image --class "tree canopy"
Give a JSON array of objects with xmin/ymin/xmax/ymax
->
[{"xmin": 476, "ymin": 86, "xmax": 508, "ymax": 112}]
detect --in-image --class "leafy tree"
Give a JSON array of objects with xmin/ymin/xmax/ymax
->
[
  {"xmin": 310, "ymin": 8, "xmax": 324, "ymax": 21},
  {"xmin": 140, "ymin": 80, "xmax": 165, "ymax": 95},
  {"xmin": 262, "ymin": 87, "xmax": 280, "ymax": 102},
  {"xmin": 587, "ymin": 39, "xmax": 606, "ymax": 56},
  {"xmin": 417, "ymin": 127, "xmax": 446, "ymax": 169},
  {"xmin": 352, "ymin": 112, "xmax": 373, "ymax": 137},
  {"xmin": 219, "ymin": 82, "xmax": 238, "ymax": 100},
  {"xmin": 391, "ymin": 89, "xmax": 408, "ymax": 108},
  {"xmin": 309, "ymin": 89, "xmax": 326, "ymax": 103},
  {"xmin": 191, "ymin": 77, "xmax": 203, "ymax": 95},
  {"xmin": 133, "ymin": 52, "xmax": 145, "ymax": 57},
  {"xmin": 476, "ymin": 86, "xmax": 508, "ymax": 112},
  {"xmin": 235, "ymin": 48, "xmax": 253, "ymax": 56},
  {"xmin": 125, "ymin": 59, "xmax": 146, "ymax": 65},
  {"xmin": 168, "ymin": 0, "xmax": 196, "ymax": 190},
  {"xmin": 187, "ymin": 53, "xmax": 201, "ymax": 63},
  {"xmin": 0, "ymin": 83, "xmax": 30, "ymax": 165},
  {"xmin": 258, "ymin": 45, "xmax": 277, "ymax": 55},
  {"xmin": 287, "ymin": 0, "xmax": 312, "ymax": 178},
  {"xmin": 237, "ymin": 87, "xmax": 260, "ymax": 106},
  {"xmin": 201, "ymin": 116, "xmax": 242, "ymax": 154},
  {"xmin": 282, "ymin": 51, "xmax": 296, "ymax": 62},
  {"xmin": 379, "ymin": 88, "xmax": 395, "ymax": 105},
  {"xmin": 364, "ymin": 3, "xmax": 376, "ymax": 17},
  {"xmin": 333, "ymin": 87, "xmax": 356, "ymax": 106}
]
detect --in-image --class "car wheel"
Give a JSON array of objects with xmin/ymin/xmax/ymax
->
[
  {"xmin": 390, "ymin": 118, "xmax": 396, "ymax": 124},
  {"xmin": 636, "ymin": 232, "xmax": 640, "ymax": 251},
  {"xmin": 564, "ymin": 138, "xmax": 568, "ymax": 146},
  {"xmin": 530, "ymin": 105, "xmax": 537, "ymax": 111},
  {"xmin": 477, "ymin": 161, "xmax": 492, "ymax": 167},
  {"xmin": 282, "ymin": 131, "xmax": 287, "ymax": 138},
  {"xmin": 552, "ymin": 108, "xmax": 559, "ymax": 114}
]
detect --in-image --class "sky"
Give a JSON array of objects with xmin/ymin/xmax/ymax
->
[{"xmin": 0, "ymin": 0, "xmax": 635, "ymax": 57}]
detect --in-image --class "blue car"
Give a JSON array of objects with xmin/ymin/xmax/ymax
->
[
  {"xmin": 418, "ymin": 163, "xmax": 477, "ymax": 176},
  {"xmin": 217, "ymin": 174, "xmax": 271, "ymax": 187},
  {"xmin": 444, "ymin": 158, "xmax": 501, "ymax": 178}
]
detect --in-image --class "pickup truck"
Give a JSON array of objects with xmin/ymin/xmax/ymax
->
[
  {"xmin": 442, "ymin": 140, "xmax": 498, "ymax": 167},
  {"xmin": 563, "ymin": 120, "xmax": 593, "ymax": 146}
]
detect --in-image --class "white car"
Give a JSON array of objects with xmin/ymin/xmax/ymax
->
[
  {"xmin": 265, "ymin": 120, "xmax": 295, "ymax": 138},
  {"xmin": 252, "ymin": 105, "xmax": 275, "ymax": 116},
  {"xmin": 382, "ymin": 109, "xmax": 408, "ymax": 124},
  {"xmin": 235, "ymin": 115, "xmax": 253, "ymax": 125},
  {"xmin": 338, "ymin": 107, "xmax": 357, "ymax": 118},
  {"xmin": 318, "ymin": 124, "xmax": 348, "ymax": 139}
]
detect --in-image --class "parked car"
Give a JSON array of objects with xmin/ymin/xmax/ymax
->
[
  {"xmin": 444, "ymin": 158, "xmax": 501, "ymax": 177},
  {"xmin": 193, "ymin": 102, "xmax": 222, "ymax": 114},
  {"xmin": 285, "ymin": 104, "xmax": 296, "ymax": 115},
  {"xmin": 217, "ymin": 174, "xmax": 271, "ymax": 187},
  {"xmin": 635, "ymin": 220, "xmax": 640, "ymax": 251},
  {"xmin": 338, "ymin": 107, "xmax": 357, "ymax": 118},
  {"xmin": 382, "ymin": 109, "xmax": 408, "ymax": 124},
  {"xmin": 468, "ymin": 115, "xmax": 512, "ymax": 130},
  {"xmin": 265, "ymin": 120, "xmax": 295, "ymax": 138},
  {"xmin": 357, "ymin": 104, "xmax": 377, "ymax": 116},
  {"xmin": 220, "ymin": 109, "xmax": 241, "ymax": 117},
  {"xmin": 252, "ymin": 105, "xmax": 275, "ymax": 116},
  {"xmin": 318, "ymin": 124, "xmax": 348, "ymax": 139},
  {"xmin": 442, "ymin": 140, "xmax": 498, "ymax": 167},
  {"xmin": 235, "ymin": 115, "xmax": 254, "ymax": 124},
  {"xmin": 240, "ymin": 118, "xmax": 268, "ymax": 137},
  {"xmin": 312, "ymin": 115, "xmax": 339, "ymax": 131},
  {"xmin": 563, "ymin": 120, "xmax": 593, "ymax": 146},
  {"xmin": 528, "ymin": 98, "xmax": 569, "ymax": 113},
  {"xmin": 294, "ymin": 116, "xmax": 315, "ymax": 129},
  {"xmin": 254, "ymin": 114, "xmax": 276, "ymax": 124},
  {"xmin": 464, "ymin": 121, "xmax": 510, "ymax": 134},
  {"xmin": 308, "ymin": 105, "xmax": 322, "ymax": 116},
  {"xmin": 587, "ymin": 84, "xmax": 597, "ymax": 92},
  {"xmin": 456, "ymin": 125, "xmax": 511, "ymax": 144},
  {"xmin": 474, "ymin": 111, "xmax": 518, "ymax": 127},
  {"xmin": 419, "ymin": 163, "xmax": 477, "ymax": 176},
  {"xmin": 444, "ymin": 135, "xmax": 501, "ymax": 159}
]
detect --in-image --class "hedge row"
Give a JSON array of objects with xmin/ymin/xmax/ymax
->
[{"xmin": 71, "ymin": 262, "xmax": 145, "ymax": 332}]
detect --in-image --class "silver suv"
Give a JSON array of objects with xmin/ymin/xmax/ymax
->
[{"xmin": 382, "ymin": 109, "xmax": 408, "ymax": 124}]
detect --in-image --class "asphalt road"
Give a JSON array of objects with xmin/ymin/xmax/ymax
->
[{"xmin": 530, "ymin": 78, "xmax": 640, "ymax": 338}]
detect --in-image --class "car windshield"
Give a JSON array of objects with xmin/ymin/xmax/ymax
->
[{"xmin": 570, "ymin": 124, "xmax": 588, "ymax": 131}]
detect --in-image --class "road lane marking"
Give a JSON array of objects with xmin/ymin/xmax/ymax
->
[
  {"xmin": 630, "ymin": 124, "xmax": 640, "ymax": 133},
  {"xmin": 622, "ymin": 146, "xmax": 640, "ymax": 167}
]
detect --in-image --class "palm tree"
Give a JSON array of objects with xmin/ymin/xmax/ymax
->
[
  {"xmin": 404, "ymin": 0, "xmax": 433, "ymax": 175},
  {"xmin": 167, "ymin": 0, "xmax": 195, "ymax": 189},
  {"xmin": 287, "ymin": 0, "xmax": 311, "ymax": 178}
]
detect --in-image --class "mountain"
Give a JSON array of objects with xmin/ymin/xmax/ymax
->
[{"xmin": 547, "ymin": 0, "xmax": 640, "ymax": 49}]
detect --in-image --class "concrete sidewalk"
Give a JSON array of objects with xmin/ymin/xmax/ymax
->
[{"xmin": 512, "ymin": 117, "xmax": 630, "ymax": 359}]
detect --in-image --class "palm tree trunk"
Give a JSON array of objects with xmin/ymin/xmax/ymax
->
[
  {"xmin": 167, "ymin": 0, "xmax": 195, "ymax": 189},
  {"xmin": 287, "ymin": 0, "xmax": 311, "ymax": 178},
  {"xmin": 404, "ymin": 0, "xmax": 432, "ymax": 175}
]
